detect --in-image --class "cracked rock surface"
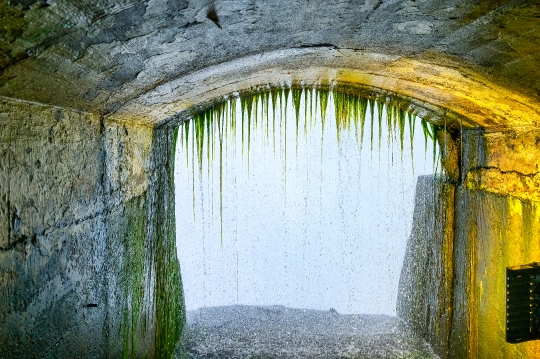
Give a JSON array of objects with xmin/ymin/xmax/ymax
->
[{"xmin": 1, "ymin": 0, "xmax": 540, "ymax": 124}]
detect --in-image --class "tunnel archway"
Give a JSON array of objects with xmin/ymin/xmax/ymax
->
[
  {"xmin": 113, "ymin": 48, "xmax": 540, "ymax": 131},
  {"xmin": 157, "ymin": 58, "xmax": 540, "ymax": 358},
  {"xmin": 2, "ymin": 2, "xmax": 540, "ymax": 358}
]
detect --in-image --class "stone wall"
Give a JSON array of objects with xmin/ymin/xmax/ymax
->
[
  {"xmin": 457, "ymin": 129, "xmax": 540, "ymax": 358},
  {"xmin": 0, "ymin": 97, "xmax": 108, "ymax": 358},
  {"xmin": 0, "ymin": 97, "xmax": 183, "ymax": 358},
  {"xmin": 399, "ymin": 128, "xmax": 540, "ymax": 359},
  {"xmin": 1, "ymin": 1, "xmax": 539, "ymax": 357}
]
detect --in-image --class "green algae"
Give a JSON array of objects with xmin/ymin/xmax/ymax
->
[
  {"xmin": 369, "ymin": 98, "xmax": 375, "ymax": 151},
  {"xmin": 262, "ymin": 90, "xmax": 270, "ymax": 142},
  {"xmin": 119, "ymin": 194, "xmax": 146, "ymax": 359},
  {"xmin": 304, "ymin": 89, "xmax": 309, "ymax": 137},
  {"xmin": 420, "ymin": 118, "xmax": 433, "ymax": 154},
  {"xmin": 105, "ymin": 125, "xmax": 185, "ymax": 359},
  {"xmin": 155, "ymin": 125, "xmax": 184, "ymax": 359},
  {"xmin": 283, "ymin": 87, "xmax": 290, "ymax": 187},
  {"xmin": 292, "ymin": 88, "xmax": 303, "ymax": 153},
  {"xmin": 271, "ymin": 89, "xmax": 278, "ymax": 154},
  {"xmin": 180, "ymin": 86, "xmax": 441, "ymax": 245},
  {"xmin": 399, "ymin": 108, "xmax": 406, "ymax": 154},
  {"xmin": 107, "ymin": 145, "xmax": 184, "ymax": 356},
  {"xmin": 359, "ymin": 97, "xmax": 368, "ymax": 149},
  {"xmin": 408, "ymin": 112, "xmax": 415, "ymax": 168},
  {"xmin": 377, "ymin": 99, "xmax": 383, "ymax": 153},
  {"xmin": 319, "ymin": 89, "xmax": 329, "ymax": 129}
]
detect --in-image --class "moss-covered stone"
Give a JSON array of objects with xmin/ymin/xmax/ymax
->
[
  {"xmin": 0, "ymin": 97, "xmax": 185, "ymax": 358},
  {"xmin": 150, "ymin": 124, "xmax": 185, "ymax": 358},
  {"xmin": 103, "ymin": 120, "xmax": 185, "ymax": 359}
]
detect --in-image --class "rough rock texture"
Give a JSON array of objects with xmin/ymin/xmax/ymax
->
[
  {"xmin": 184, "ymin": 305, "xmax": 438, "ymax": 359},
  {"xmin": 0, "ymin": 97, "xmax": 183, "ymax": 358},
  {"xmin": 399, "ymin": 129, "xmax": 540, "ymax": 359},
  {"xmin": 465, "ymin": 129, "xmax": 540, "ymax": 202},
  {"xmin": 452, "ymin": 189, "xmax": 540, "ymax": 359},
  {"xmin": 435, "ymin": 129, "xmax": 460, "ymax": 183},
  {"xmin": 0, "ymin": 98, "xmax": 108, "ymax": 358},
  {"xmin": 0, "ymin": 0, "xmax": 539, "ymax": 128},
  {"xmin": 456, "ymin": 129, "xmax": 540, "ymax": 358}
]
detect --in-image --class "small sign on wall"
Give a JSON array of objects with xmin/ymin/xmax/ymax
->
[{"xmin": 506, "ymin": 262, "xmax": 540, "ymax": 343}]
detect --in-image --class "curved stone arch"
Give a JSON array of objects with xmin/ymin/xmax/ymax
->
[
  {"xmin": 139, "ymin": 49, "xmax": 540, "ymax": 359},
  {"xmin": 110, "ymin": 48, "xmax": 540, "ymax": 133},
  {"xmin": 158, "ymin": 49, "xmax": 468, "ymax": 359}
]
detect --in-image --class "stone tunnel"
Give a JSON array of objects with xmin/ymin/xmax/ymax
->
[{"xmin": 1, "ymin": 0, "xmax": 540, "ymax": 358}]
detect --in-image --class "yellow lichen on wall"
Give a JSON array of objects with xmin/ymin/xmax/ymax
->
[
  {"xmin": 469, "ymin": 193, "xmax": 540, "ymax": 359},
  {"xmin": 466, "ymin": 169, "xmax": 540, "ymax": 203},
  {"xmin": 456, "ymin": 128, "xmax": 540, "ymax": 359},
  {"xmin": 483, "ymin": 130, "xmax": 540, "ymax": 175},
  {"xmin": 465, "ymin": 129, "xmax": 540, "ymax": 203}
]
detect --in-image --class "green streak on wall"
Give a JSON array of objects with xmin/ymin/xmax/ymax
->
[{"xmin": 155, "ymin": 125, "xmax": 184, "ymax": 359}]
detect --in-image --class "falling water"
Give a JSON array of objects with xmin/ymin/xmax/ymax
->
[
  {"xmin": 179, "ymin": 87, "xmax": 440, "ymax": 245},
  {"xmin": 175, "ymin": 86, "xmax": 442, "ymax": 358}
]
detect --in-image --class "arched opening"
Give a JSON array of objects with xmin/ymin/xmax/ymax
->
[
  {"xmin": 174, "ymin": 86, "xmax": 450, "ymax": 357},
  {"xmin": 154, "ymin": 51, "xmax": 540, "ymax": 358}
]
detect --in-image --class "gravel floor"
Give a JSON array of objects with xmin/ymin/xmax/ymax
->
[{"xmin": 181, "ymin": 305, "xmax": 439, "ymax": 359}]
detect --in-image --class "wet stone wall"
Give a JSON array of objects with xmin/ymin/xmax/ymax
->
[
  {"xmin": 399, "ymin": 128, "xmax": 540, "ymax": 359},
  {"xmin": 0, "ymin": 97, "xmax": 183, "ymax": 358},
  {"xmin": 397, "ymin": 175, "xmax": 456, "ymax": 359},
  {"xmin": 458, "ymin": 129, "xmax": 540, "ymax": 359},
  {"xmin": 0, "ymin": 97, "xmax": 108, "ymax": 358}
]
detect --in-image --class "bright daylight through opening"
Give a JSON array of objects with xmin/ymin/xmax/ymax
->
[{"xmin": 174, "ymin": 87, "xmax": 442, "ymax": 357}]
